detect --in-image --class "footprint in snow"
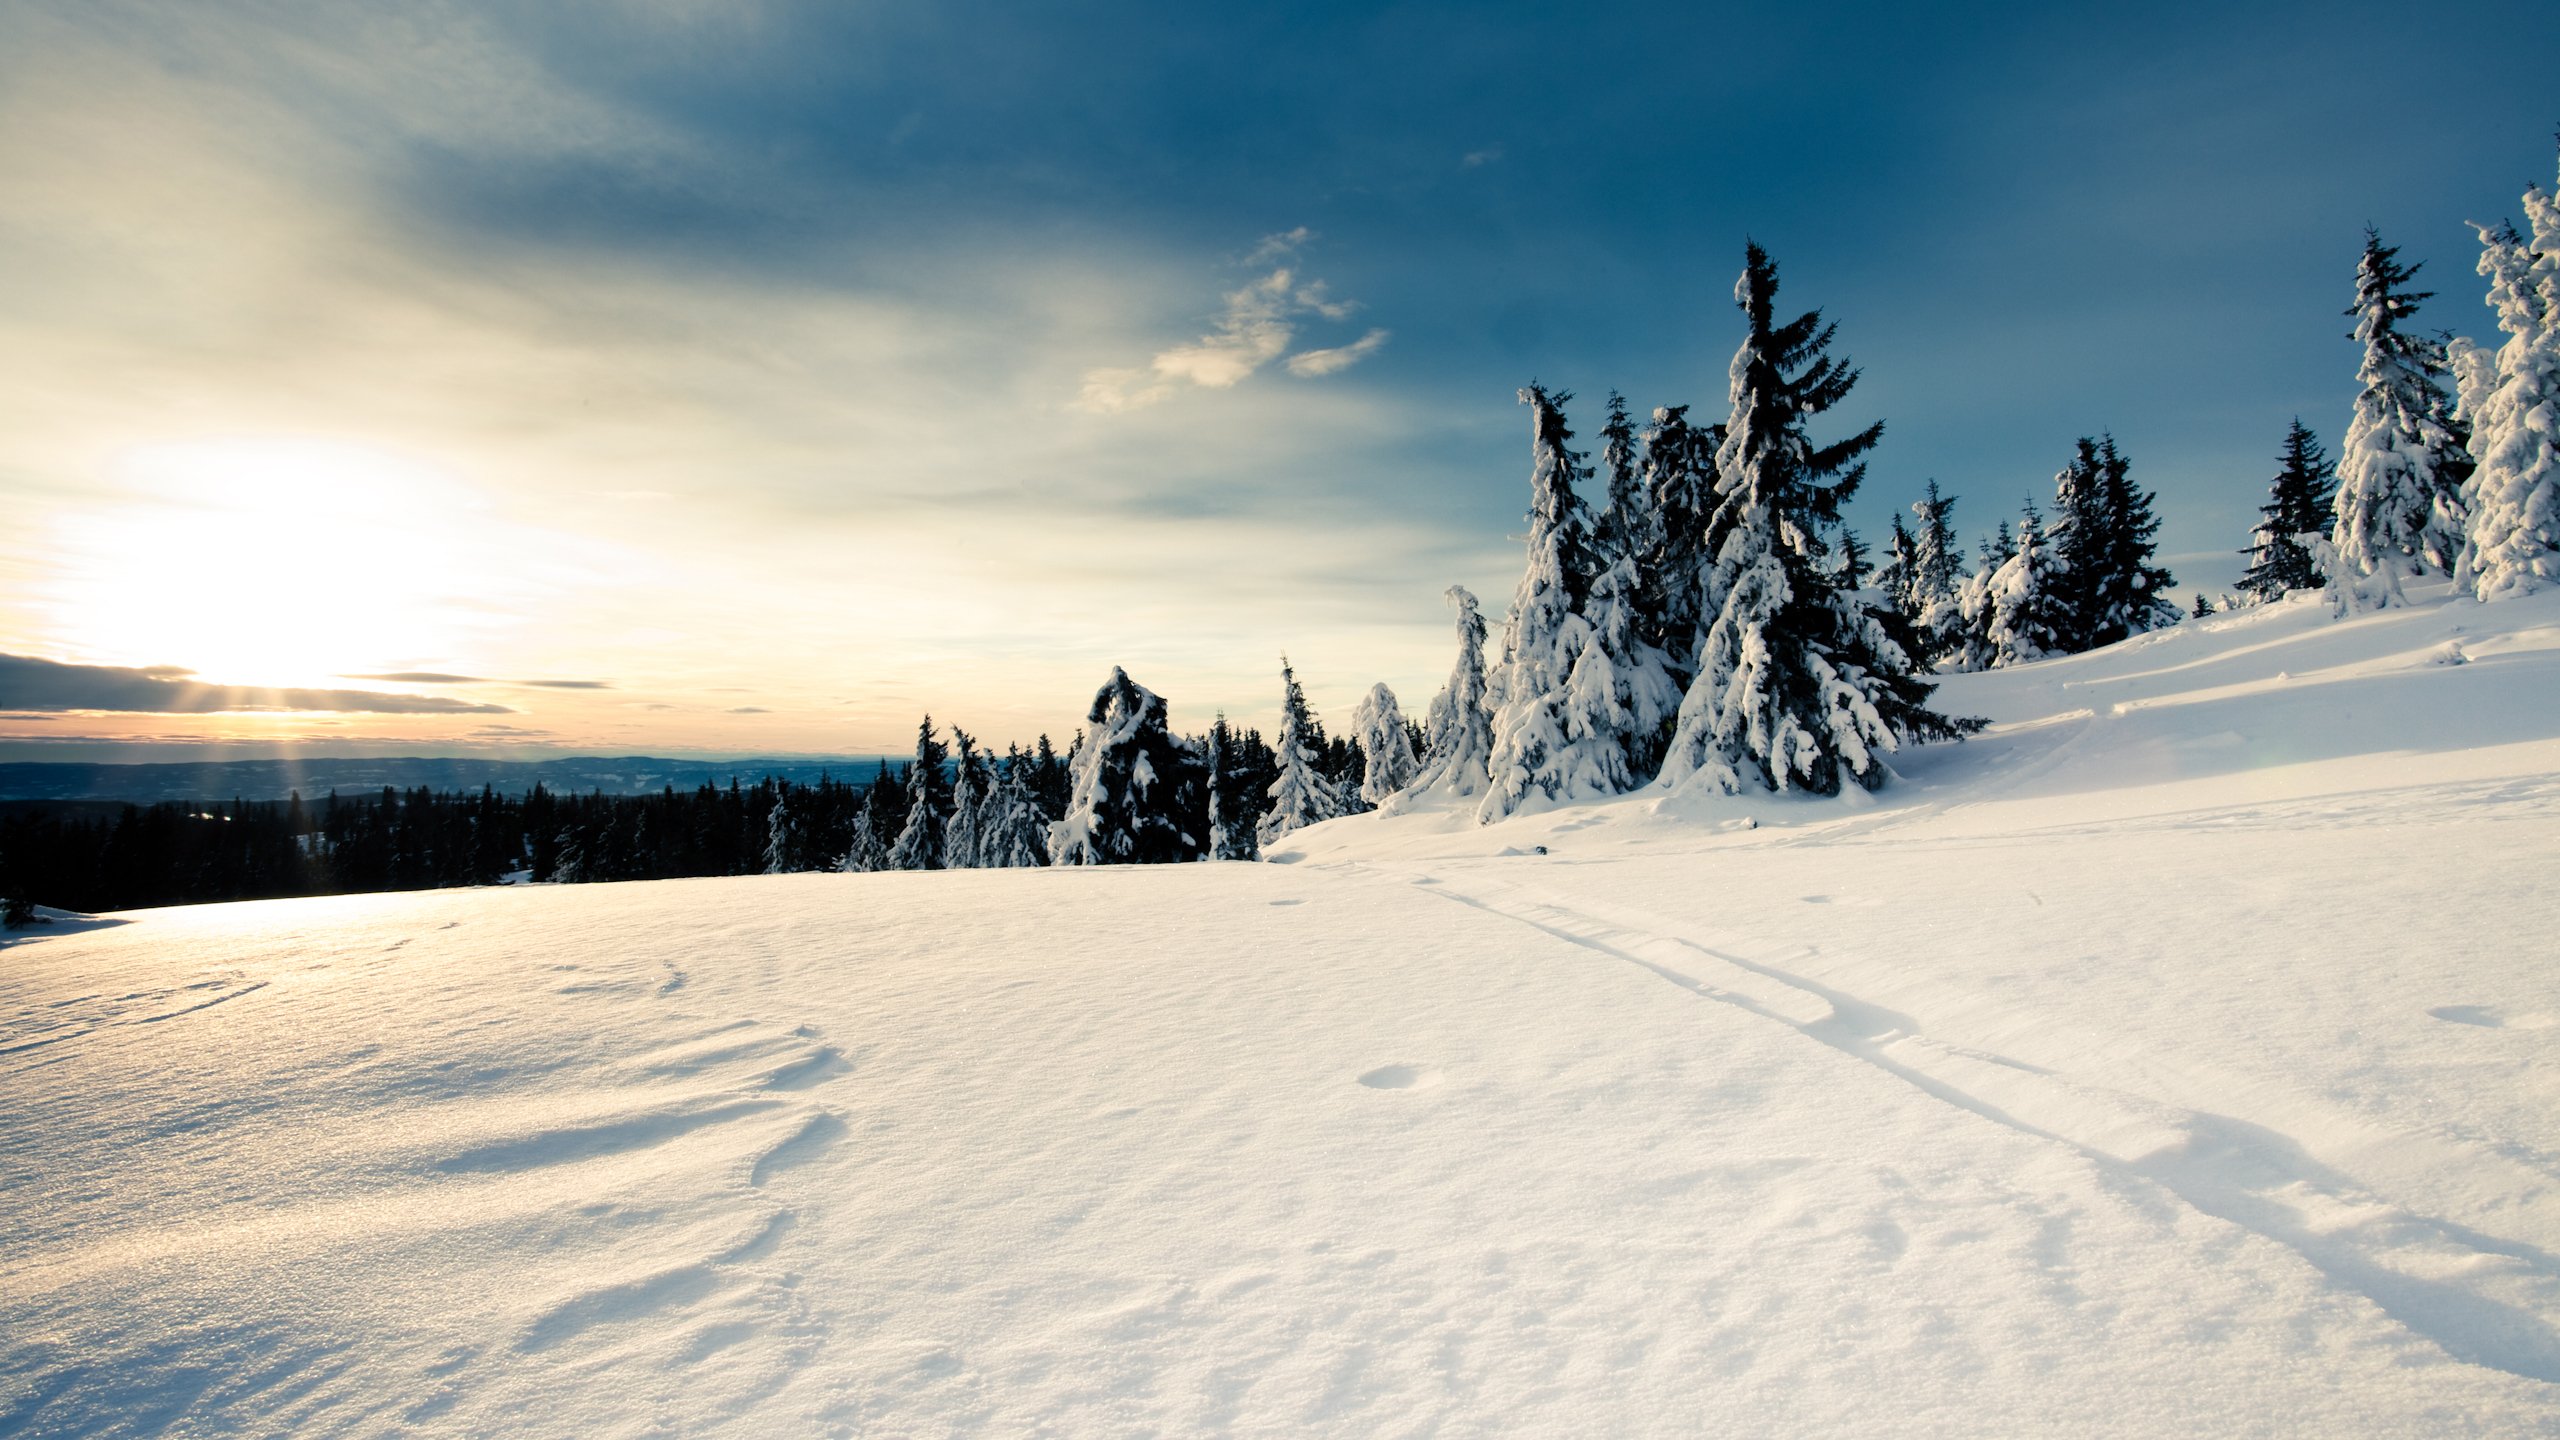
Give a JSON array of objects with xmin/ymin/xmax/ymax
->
[
  {"xmin": 2431, "ymin": 1005, "xmax": 2556, "ymax": 1030},
  {"xmin": 1358, "ymin": 1064, "xmax": 1442, "ymax": 1090}
]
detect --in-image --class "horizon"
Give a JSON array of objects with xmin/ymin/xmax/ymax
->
[{"xmin": 4, "ymin": 0, "xmax": 2556, "ymax": 762}]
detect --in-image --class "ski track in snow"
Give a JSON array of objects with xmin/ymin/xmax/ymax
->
[{"xmin": 1363, "ymin": 862, "xmax": 2560, "ymax": 1384}]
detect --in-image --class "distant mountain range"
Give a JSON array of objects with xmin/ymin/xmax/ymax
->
[{"xmin": 0, "ymin": 755, "xmax": 899, "ymax": 804}]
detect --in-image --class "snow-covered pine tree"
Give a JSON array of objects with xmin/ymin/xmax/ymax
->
[
  {"xmin": 2451, "ymin": 180, "xmax": 2560, "ymax": 598},
  {"xmin": 942, "ymin": 729, "xmax": 986, "ymax": 869},
  {"xmin": 2240, "ymin": 419, "xmax": 2337, "ymax": 600},
  {"xmin": 1659, "ymin": 243, "xmax": 1976, "ymax": 795},
  {"xmin": 1836, "ymin": 526, "xmax": 1869, "ymax": 588},
  {"xmin": 981, "ymin": 748, "xmax": 1052, "ymax": 868},
  {"xmin": 1592, "ymin": 391, "xmax": 1657, "ymax": 581},
  {"xmin": 1480, "ymin": 385, "xmax": 1662, "ymax": 819},
  {"xmin": 1402, "ymin": 586, "xmax": 1494, "ymax": 803},
  {"xmin": 2332, "ymin": 228, "xmax": 2471, "ymax": 606},
  {"xmin": 1258, "ymin": 657, "xmax": 1342, "ymax": 846},
  {"xmin": 886, "ymin": 718, "xmax": 948, "ymax": 870},
  {"xmin": 1050, "ymin": 667, "xmax": 1207, "ymax": 866},
  {"xmin": 1875, "ymin": 513, "xmax": 1919, "ymax": 622},
  {"xmin": 1350, "ymin": 683, "xmax": 1419, "ymax": 807},
  {"xmin": 763, "ymin": 788, "xmax": 796, "ymax": 875},
  {"xmin": 2089, "ymin": 437, "xmax": 2178, "ymax": 642},
  {"xmin": 1907, "ymin": 480, "xmax": 1968, "ymax": 663},
  {"xmin": 1638, "ymin": 404, "xmax": 1723, "ymax": 676},
  {"xmin": 1984, "ymin": 509, "xmax": 2068, "ymax": 667},
  {"xmin": 2046, "ymin": 436, "xmax": 2173, "ymax": 648},
  {"xmin": 1205, "ymin": 717, "xmax": 1259, "ymax": 860},
  {"xmin": 839, "ymin": 789, "xmax": 889, "ymax": 872}
]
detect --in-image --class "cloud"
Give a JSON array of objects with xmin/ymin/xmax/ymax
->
[
  {"xmin": 726, "ymin": 706, "xmax": 771, "ymax": 714},
  {"xmin": 1244, "ymin": 227, "xmax": 1314, "ymax": 265},
  {"xmin": 1461, "ymin": 146, "xmax": 1504, "ymax": 168},
  {"xmin": 1075, "ymin": 234, "xmax": 1387, "ymax": 412},
  {"xmin": 2, "ymin": 654, "xmax": 515, "ymax": 715},
  {"xmin": 1285, "ymin": 327, "xmax": 1392, "ymax": 377},
  {"xmin": 345, "ymin": 673, "xmax": 614, "ymax": 689}
]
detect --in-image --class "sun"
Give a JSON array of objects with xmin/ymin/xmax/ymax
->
[{"xmin": 47, "ymin": 438, "xmax": 486, "ymax": 688}]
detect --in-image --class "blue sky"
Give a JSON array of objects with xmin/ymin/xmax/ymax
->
[{"xmin": 2, "ymin": 0, "xmax": 2555, "ymax": 759}]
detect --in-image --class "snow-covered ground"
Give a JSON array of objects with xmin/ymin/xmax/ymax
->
[{"xmin": 6, "ymin": 586, "xmax": 2560, "ymax": 1436}]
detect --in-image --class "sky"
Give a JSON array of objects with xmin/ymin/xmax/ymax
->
[{"xmin": 2, "ymin": 0, "xmax": 2555, "ymax": 762}]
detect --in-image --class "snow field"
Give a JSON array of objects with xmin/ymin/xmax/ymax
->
[{"xmin": 4, "ymin": 583, "xmax": 2560, "ymax": 1435}]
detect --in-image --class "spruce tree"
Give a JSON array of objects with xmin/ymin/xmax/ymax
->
[
  {"xmin": 886, "ymin": 717, "xmax": 948, "ymax": 870},
  {"xmin": 763, "ymin": 788, "xmax": 796, "ymax": 875},
  {"xmin": 840, "ymin": 789, "xmax": 889, "ymax": 872},
  {"xmin": 2090, "ymin": 436, "xmax": 2179, "ymax": 642},
  {"xmin": 2191, "ymin": 592, "xmax": 2215, "ymax": 617},
  {"xmin": 1875, "ymin": 514, "xmax": 1919, "ymax": 623},
  {"xmin": 1984, "ymin": 509, "xmax": 2068, "ymax": 667},
  {"xmin": 1403, "ymin": 586, "xmax": 1494, "ymax": 803},
  {"xmin": 1050, "ymin": 668, "xmax": 1206, "ymax": 866},
  {"xmin": 2451, "ymin": 181, "xmax": 2560, "ymax": 599},
  {"xmin": 942, "ymin": 729, "xmax": 987, "ymax": 869},
  {"xmin": 1350, "ymin": 683, "xmax": 1419, "ymax": 807},
  {"xmin": 1836, "ymin": 526, "xmax": 1870, "ymax": 588},
  {"xmin": 1638, "ymin": 403, "xmax": 1723, "ymax": 675},
  {"xmin": 1907, "ymin": 479, "xmax": 1967, "ymax": 662},
  {"xmin": 1480, "ymin": 385, "xmax": 1651, "ymax": 820},
  {"xmin": 1659, "ymin": 243, "xmax": 1975, "ymax": 795},
  {"xmin": 2332, "ymin": 228, "xmax": 2470, "ymax": 605},
  {"xmin": 1258, "ymin": 657, "xmax": 1342, "ymax": 846},
  {"xmin": 2240, "ymin": 420, "xmax": 2337, "ymax": 600},
  {"xmin": 1592, "ymin": 391, "xmax": 1657, "ymax": 575},
  {"xmin": 1205, "ymin": 717, "xmax": 1260, "ymax": 860},
  {"xmin": 981, "ymin": 748, "xmax": 1052, "ymax": 868}
]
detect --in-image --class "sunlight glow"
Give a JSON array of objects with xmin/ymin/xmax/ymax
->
[{"xmin": 46, "ymin": 439, "xmax": 497, "ymax": 687}]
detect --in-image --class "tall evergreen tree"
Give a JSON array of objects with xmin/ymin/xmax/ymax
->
[
  {"xmin": 2241, "ymin": 420, "xmax": 2337, "ymax": 600},
  {"xmin": 763, "ymin": 788, "xmax": 797, "ymax": 875},
  {"xmin": 1349, "ymin": 683, "xmax": 1419, "ymax": 807},
  {"xmin": 942, "ymin": 729, "xmax": 987, "ymax": 869},
  {"xmin": 1050, "ymin": 668, "xmax": 1207, "ymax": 866},
  {"xmin": 1258, "ymin": 657, "xmax": 1343, "ymax": 846},
  {"xmin": 1205, "ymin": 717, "xmax": 1260, "ymax": 860},
  {"xmin": 886, "ymin": 717, "xmax": 948, "ymax": 870},
  {"xmin": 2332, "ymin": 228, "xmax": 2470, "ymax": 606},
  {"xmin": 1906, "ymin": 479, "xmax": 1967, "ymax": 663},
  {"xmin": 1875, "ymin": 513, "xmax": 1919, "ymax": 623},
  {"xmin": 1480, "ymin": 385, "xmax": 1644, "ymax": 821},
  {"xmin": 1983, "ymin": 509, "xmax": 2068, "ymax": 667},
  {"xmin": 2089, "ymin": 436, "xmax": 2179, "ymax": 643},
  {"xmin": 1402, "ymin": 586, "xmax": 1495, "ymax": 804},
  {"xmin": 2451, "ymin": 179, "xmax": 2560, "ymax": 599},
  {"xmin": 1638, "ymin": 403, "xmax": 1724, "ymax": 674},
  {"xmin": 980, "ymin": 748, "xmax": 1052, "ymax": 868},
  {"xmin": 1592, "ymin": 391, "xmax": 1655, "ymax": 570},
  {"xmin": 1659, "ymin": 244, "xmax": 1975, "ymax": 795}
]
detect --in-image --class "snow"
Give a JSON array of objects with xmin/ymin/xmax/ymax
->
[{"xmin": 8, "ymin": 585, "xmax": 2560, "ymax": 1435}]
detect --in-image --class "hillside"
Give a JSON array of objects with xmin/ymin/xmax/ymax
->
[{"xmin": 5, "ymin": 585, "xmax": 2558, "ymax": 1437}]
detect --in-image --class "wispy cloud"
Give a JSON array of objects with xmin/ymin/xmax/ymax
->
[
  {"xmin": 1461, "ymin": 145, "xmax": 1504, "ymax": 169},
  {"xmin": 2, "ymin": 655, "xmax": 514, "ymax": 715},
  {"xmin": 726, "ymin": 706, "xmax": 771, "ymax": 714},
  {"xmin": 344, "ymin": 673, "xmax": 614, "ymax": 689},
  {"xmin": 1286, "ymin": 328, "xmax": 1392, "ymax": 377},
  {"xmin": 1243, "ymin": 227, "xmax": 1314, "ymax": 265},
  {"xmin": 1075, "ymin": 231, "xmax": 1390, "ymax": 413}
]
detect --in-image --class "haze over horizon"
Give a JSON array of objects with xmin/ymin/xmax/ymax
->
[{"xmin": 4, "ymin": 0, "xmax": 2555, "ymax": 762}]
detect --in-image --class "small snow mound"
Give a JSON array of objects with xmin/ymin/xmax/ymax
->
[{"xmin": 1356, "ymin": 1064, "xmax": 1441, "ymax": 1090}]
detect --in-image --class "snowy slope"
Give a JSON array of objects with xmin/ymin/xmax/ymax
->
[{"xmin": 6, "ymin": 586, "xmax": 2560, "ymax": 1437}]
